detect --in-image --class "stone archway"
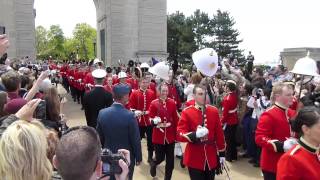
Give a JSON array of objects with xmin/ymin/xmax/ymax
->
[
  {"xmin": 0, "ymin": 0, "xmax": 168, "ymax": 65},
  {"xmin": 93, "ymin": 0, "xmax": 168, "ymax": 66}
]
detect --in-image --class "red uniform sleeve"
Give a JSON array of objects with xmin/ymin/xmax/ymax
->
[
  {"xmin": 128, "ymin": 91, "xmax": 137, "ymax": 110},
  {"xmin": 176, "ymin": 110, "xmax": 194, "ymax": 143},
  {"xmin": 148, "ymin": 100, "xmax": 157, "ymax": 119},
  {"xmin": 277, "ymin": 154, "xmax": 300, "ymax": 180},
  {"xmin": 255, "ymin": 113, "xmax": 279, "ymax": 152},
  {"xmin": 221, "ymin": 97, "xmax": 230, "ymax": 124}
]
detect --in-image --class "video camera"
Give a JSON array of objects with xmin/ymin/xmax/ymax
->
[
  {"xmin": 301, "ymin": 91, "xmax": 320, "ymax": 108},
  {"xmin": 101, "ymin": 148, "xmax": 128, "ymax": 176}
]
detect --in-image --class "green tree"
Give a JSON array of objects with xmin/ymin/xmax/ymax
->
[
  {"xmin": 63, "ymin": 38, "xmax": 78, "ymax": 60},
  {"xmin": 72, "ymin": 23, "xmax": 97, "ymax": 60},
  {"xmin": 47, "ymin": 25, "xmax": 65, "ymax": 59},
  {"xmin": 167, "ymin": 11, "xmax": 197, "ymax": 64},
  {"xmin": 189, "ymin": 9, "xmax": 212, "ymax": 49},
  {"xmin": 35, "ymin": 26, "xmax": 49, "ymax": 59},
  {"xmin": 210, "ymin": 10, "xmax": 244, "ymax": 60}
]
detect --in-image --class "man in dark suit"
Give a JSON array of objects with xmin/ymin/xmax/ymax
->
[
  {"xmin": 96, "ymin": 84, "xmax": 142, "ymax": 180},
  {"xmin": 83, "ymin": 69, "xmax": 113, "ymax": 128}
]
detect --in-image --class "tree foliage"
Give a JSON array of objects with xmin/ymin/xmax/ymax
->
[
  {"xmin": 35, "ymin": 23, "xmax": 96, "ymax": 61},
  {"xmin": 167, "ymin": 9, "xmax": 244, "ymax": 64}
]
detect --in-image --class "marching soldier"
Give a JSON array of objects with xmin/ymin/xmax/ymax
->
[
  {"xmin": 255, "ymin": 82, "xmax": 296, "ymax": 180},
  {"xmin": 148, "ymin": 82, "xmax": 179, "ymax": 180},
  {"xmin": 166, "ymin": 71, "xmax": 182, "ymax": 110},
  {"xmin": 221, "ymin": 80, "xmax": 239, "ymax": 162},
  {"xmin": 83, "ymin": 69, "xmax": 113, "ymax": 128},
  {"xmin": 83, "ymin": 65, "xmax": 95, "ymax": 92},
  {"xmin": 129, "ymin": 76, "xmax": 156, "ymax": 163},
  {"xmin": 277, "ymin": 106, "xmax": 320, "ymax": 180},
  {"xmin": 177, "ymin": 85, "xmax": 226, "ymax": 180}
]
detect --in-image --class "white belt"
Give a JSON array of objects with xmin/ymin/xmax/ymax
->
[{"xmin": 228, "ymin": 108, "xmax": 237, "ymax": 114}]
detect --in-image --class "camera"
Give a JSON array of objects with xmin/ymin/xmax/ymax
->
[
  {"xmin": 101, "ymin": 148, "xmax": 128, "ymax": 176},
  {"xmin": 0, "ymin": 26, "xmax": 5, "ymax": 35},
  {"xmin": 256, "ymin": 88, "xmax": 263, "ymax": 99}
]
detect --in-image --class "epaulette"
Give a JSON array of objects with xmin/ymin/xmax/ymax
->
[
  {"xmin": 290, "ymin": 145, "xmax": 301, "ymax": 156},
  {"xmin": 182, "ymin": 105, "xmax": 193, "ymax": 111},
  {"xmin": 265, "ymin": 105, "xmax": 276, "ymax": 112}
]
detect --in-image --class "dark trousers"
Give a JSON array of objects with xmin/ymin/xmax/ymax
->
[
  {"xmin": 248, "ymin": 117, "xmax": 260, "ymax": 163},
  {"xmin": 262, "ymin": 170, "xmax": 276, "ymax": 180},
  {"xmin": 139, "ymin": 126, "xmax": 154, "ymax": 153},
  {"xmin": 225, "ymin": 124, "xmax": 238, "ymax": 161},
  {"xmin": 248, "ymin": 61, "xmax": 253, "ymax": 75},
  {"xmin": 188, "ymin": 164, "xmax": 215, "ymax": 180},
  {"xmin": 153, "ymin": 143, "xmax": 175, "ymax": 180},
  {"xmin": 70, "ymin": 85, "xmax": 76, "ymax": 100},
  {"xmin": 62, "ymin": 77, "xmax": 69, "ymax": 93},
  {"xmin": 80, "ymin": 90, "xmax": 85, "ymax": 106}
]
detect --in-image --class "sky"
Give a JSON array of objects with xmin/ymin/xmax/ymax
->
[{"xmin": 34, "ymin": 0, "xmax": 320, "ymax": 63}]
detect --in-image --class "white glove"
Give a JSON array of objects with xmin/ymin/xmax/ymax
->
[
  {"xmin": 196, "ymin": 126, "xmax": 209, "ymax": 138},
  {"xmin": 152, "ymin": 116, "xmax": 161, "ymax": 125},
  {"xmin": 134, "ymin": 110, "xmax": 142, "ymax": 117},
  {"xmin": 219, "ymin": 157, "xmax": 226, "ymax": 165},
  {"xmin": 284, "ymin": 138, "xmax": 298, "ymax": 152}
]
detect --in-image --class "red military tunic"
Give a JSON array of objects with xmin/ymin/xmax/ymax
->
[
  {"xmin": 112, "ymin": 75, "xmax": 119, "ymax": 85},
  {"xmin": 68, "ymin": 69, "xmax": 76, "ymax": 88},
  {"xmin": 255, "ymin": 105, "xmax": 296, "ymax": 173},
  {"xmin": 167, "ymin": 83, "xmax": 181, "ymax": 109},
  {"xmin": 129, "ymin": 89, "xmax": 156, "ymax": 126},
  {"xmin": 83, "ymin": 72, "xmax": 95, "ymax": 92},
  {"xmin": 277, "ymin": 138, "xmax": 320, "ymax": 180},
  {"xmin": 184, "ymin": 99, "xmax": 195, "ymax": 108},
  {"xmin": 289, "ymin": 97, "xmax": 298, "ymax": 111},
  {"xmin": 126, "ymin": 78, "xmax": 139, "ymax": 90},
  {"xmin": 148, "ymin": 82, "xmax": 157, "ymax": 94},
  {"xmin": 221, "ymin": 91, "xmax": 238, "ymax": 125},
  {"xmin": 60, "ymin": 64, "xmax": 68, "ymax": 78},
  {"xmin": 104, "ymin": 84, "xmax": 113, "ymax": 94},
  {"xmin": 75, "ymin": 70, "xmax": 86, "ymax": 91},
  {"xmin": 148, "ymin": 98, "xmax": 179, "ymax": 145},
  {"xmin": 177, "ymin": 105, "xmax": 226, "ymax": 171}
]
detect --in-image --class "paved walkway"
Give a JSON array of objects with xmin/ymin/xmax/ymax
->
[{"xmin": 63, "ymin": 95, "xmax": 262, "ymax": 180}]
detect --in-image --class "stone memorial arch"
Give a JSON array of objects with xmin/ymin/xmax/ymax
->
[{"xmin": 0, "ymin": 0, "xmax": 168, "ymax": 65}]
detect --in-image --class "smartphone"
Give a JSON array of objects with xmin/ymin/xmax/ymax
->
[
  {"xmin": 0, "ymin": 26, "xmax": 5, "ymax": 35},
  {"xmin": 34, "ymin": 100, "xmax": 46, "ymax": 120}
]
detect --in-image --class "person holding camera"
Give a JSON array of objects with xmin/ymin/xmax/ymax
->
[
  {"xmin": 277, "ymin": 106, "xmax": 320, "ymax": 180},
  {"xmin": 96, "ymin": 84, "xmax": 142, "ymax": 180},
  {"xmin": 148, "ymin": 82, "xmax": 179, "ymax": 180},
  {"xmin": 53, "ymin": 126, "xmax": 130, "ymax": 180},
  {"xmin": 177, "ymin": 85, "xmax": 226, "ymax": 180}
]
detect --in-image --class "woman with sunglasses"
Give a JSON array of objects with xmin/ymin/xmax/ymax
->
[{"xmin": 277, "ymin": 106, "xmax": 320, "ymax": 180}]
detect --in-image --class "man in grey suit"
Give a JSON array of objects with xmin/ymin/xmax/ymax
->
[{"xmin": 96, "ymin": 84, "xmax": 142, "ymax": 180}]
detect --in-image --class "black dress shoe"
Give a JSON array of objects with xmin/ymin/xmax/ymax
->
[
  {"xmin": 150, "ymin": 162, "xmax": 156, "ymax": 177},
  {"xmin": 180, "ymin": 158, "xmax": 185, "ymax": 168},
  {"xmin": 253, "ymin": 162, "xmax": 260, "ymax": 168},
  {"xmin": 248, "ymin": 159, "xmax": 255, "ymax": 164}
]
